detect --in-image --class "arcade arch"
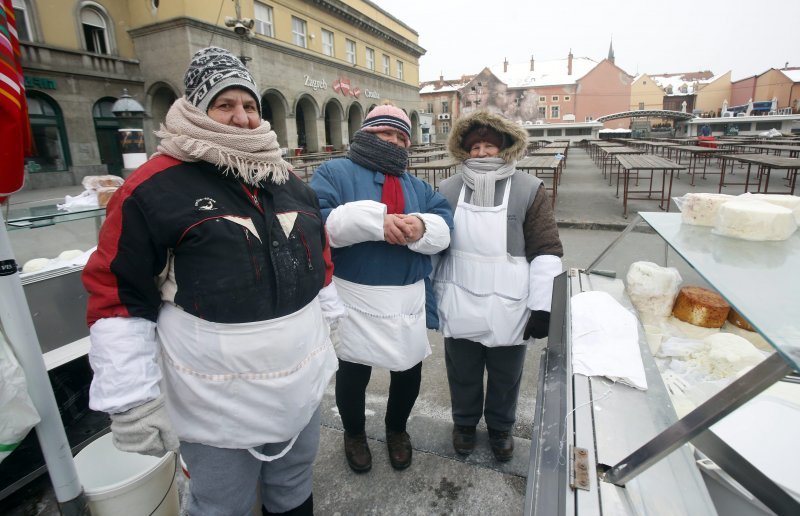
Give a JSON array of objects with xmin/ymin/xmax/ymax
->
[
  {"xmin": 262, "ymin": 89, "xmax": 289, "ymax": 148},
  {"xmin": 323, "ymin": 98, "xmax": 345, "ymax": 150},
  {"xmin": 294, "ymin": 94, "xmax": 320, "ymax": 153}
]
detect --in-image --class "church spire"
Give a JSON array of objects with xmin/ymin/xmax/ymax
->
[{"xmin": 608, "ymin": 37, "xmax": 615, "ymax": 63}]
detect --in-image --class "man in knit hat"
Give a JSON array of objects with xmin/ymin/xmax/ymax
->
[
  {"xmin": 311, "ymin": 104, "xmax": 453, "ymax": 473},
  {"xmin": 83, "ymin": 47, "xmax": 343, "ymax": 515}
]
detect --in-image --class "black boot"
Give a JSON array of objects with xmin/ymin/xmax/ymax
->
[
  {"xmin": 262, "ymin": 493, "xmax": 313, "ymax": 515},
  {"xmin": 488, "ymin": 428, "xmax": 514, "ymax": 462}
]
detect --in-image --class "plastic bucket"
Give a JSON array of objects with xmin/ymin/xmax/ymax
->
[{"xmin": 73, "ymin": 433, "xmax": 180, "ymax": 516}]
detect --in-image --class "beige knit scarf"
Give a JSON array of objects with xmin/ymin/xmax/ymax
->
[{"xmin": 153, "ymin": 98, "xmax": 290, "ymax": 185}]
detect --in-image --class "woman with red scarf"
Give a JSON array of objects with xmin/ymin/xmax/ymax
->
[{"xmin": 311, "ymin": 105, "xmax": 453, "ymax": 473}]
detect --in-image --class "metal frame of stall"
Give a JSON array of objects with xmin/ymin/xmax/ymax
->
[{"xmin": 525, "ymin": 213, "xmax": 799, "ymax": 516}]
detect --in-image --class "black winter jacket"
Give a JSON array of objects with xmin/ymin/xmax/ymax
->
[{"xmin": 83, "ymin": 156, "xmax": 332, "ymax": 326}]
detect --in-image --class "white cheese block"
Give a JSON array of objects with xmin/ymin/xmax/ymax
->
[
  {"xmin": 626, "ymin": 261, "xmax": 682, "ymax": 318},
  {"xmin": 679, "ymin": 193, "xmax": 735, "ymax": 226},
  {"xmin": 22, "ymin": 258, "xmax": 51, "ymax": 273},
  {"xmin": 57, "ymin": 249, "xmax": 84, "ymax": 261},
  {"xmin": 740, "ymin": 193, "xmax": 800, "ymax": 224},
  {"xmin": 714, "ymin": 199, "xmax": 797, "ymax": 241},
  {"xmin": 703, "ymin": 333, "xmax": 765, "ymax": 379}
]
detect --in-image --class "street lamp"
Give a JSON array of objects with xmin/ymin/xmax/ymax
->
[
  {"xmin": 111, "ymin": 89, "xmax": 147, "ymax": 172},
  {"xmin": 224, "ymin": 0, "xmax": 254, "ymax": 65}
]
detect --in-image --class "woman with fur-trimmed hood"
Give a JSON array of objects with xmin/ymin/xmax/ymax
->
[{"xmin": 432, "ymin": 111, "xmax": 563, "ymax": 462}]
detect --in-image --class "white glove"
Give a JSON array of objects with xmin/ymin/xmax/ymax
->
[{"xmin": 109, "ymin": 395, "xmax": 179, "ymax": 457}]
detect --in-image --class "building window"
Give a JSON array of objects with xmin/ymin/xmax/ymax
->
[
  {"xmin": 26, "ymin": 92, "xmax": 70, "ymax": 172},
  {"xmin": 397, "ymin": 60, "xmax": 404, "ymax": 80},
  {"xmin": 441, "ymin": 101, "xmax": 449, "ymax": 113},
  {"xmin": 382, "ymin": 54, "xmax": 390, "ymax": 75},
  {"xmin": 539, "ymin": 96, "xmax": 546, "ymax": 102},
  {"xmin": 538, "ymin": 106, "xmax": 546, "ymax": 117},
  {"xmin": 551, "ymin": 105, "xmax": 560, "ymax": 118},
  {"xmin": 551, "ymin": 95, "xmax": 559, "ymax": 102},
  {"xmin": 81, "ymin": 5, "xmax": 110, "ymax": 54},
  {"xmin": 564, "ymin": 95, "xmax": 571, "ymax": 101},
  {"xmin": 12, "ymin": 0, "xmax": 32, "ymax": 41},
  {"xmin": 639, "ymin": 102, "xmax": 645, "ymax": 110},
  {"xmin": 426, "ymin": 102, "xmax": 433, "ymax": 113},
  {"xmin": 254, "ymin": 2, "xmax": 273, "ymax": 37},
  {"xmin": 321, "ymin": 29, "xmax": 334, "ymax": 56},
  {"xmin": 365, "ymin": 47, "xmax": 375, "ymax": 70},
  {"xmin": 291, "ymin": 17, "xmax": 307, "ymax": 48},
  {"xmin": 441, "ymin": 121, "xmax": 450, "ymax": 135},
  {"xmin": 345, "ymin": 39, "xmax": 356, "ymax": 64}
]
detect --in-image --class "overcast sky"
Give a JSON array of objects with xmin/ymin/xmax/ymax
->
[{"xmin": 371, "ymin": 0, "xmax": 799, "ymax": 83}]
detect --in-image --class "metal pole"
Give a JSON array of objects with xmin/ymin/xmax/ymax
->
[{"xmin": 0, "ymin": 211, "xmax": 89, "ymax": 515}]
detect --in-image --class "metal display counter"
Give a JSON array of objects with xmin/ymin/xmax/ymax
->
[{"xmin": 525, "ymin": 212, "xmax": 799, "ymax": 515}]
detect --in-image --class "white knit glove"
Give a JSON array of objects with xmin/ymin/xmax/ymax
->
[{"xmin": 109, "ymin": 395, "xmax": 179, "ymax": 457}]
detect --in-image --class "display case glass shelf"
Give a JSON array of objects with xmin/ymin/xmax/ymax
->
[
  {"xmin": 5, "ymin": 203, "xmax": 106, "ymax": 230},
  {"xmin": 640, "ymin": 212, "xmax": 800, "ymax": 370}
]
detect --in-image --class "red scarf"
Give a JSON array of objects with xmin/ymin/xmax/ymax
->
[{"xmin": 381, "ymin": 175, "xmax": 404, "ymax": 214}]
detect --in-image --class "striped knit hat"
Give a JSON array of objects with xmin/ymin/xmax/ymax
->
[
  {"xmin": 360, "ymin": 104, "xmax": 412, "ymax": 148},
  {"xmin": 184, "ymin": 47, "xmax": 261, "ymax": 116}
]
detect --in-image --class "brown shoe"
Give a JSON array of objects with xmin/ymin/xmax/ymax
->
[
  {"xmin": 452, "ymin": 425, "xmax": 476, "ymax": 455},
  {"xmin": 488, "ymin": 428, "xmax": 514, "ymax": 462},
  {"xmin": 386, "ymin": 430, "xmax": 412, "ymax": 470},
  {"xmin": 343, "ymin": 431, "xmax": 371, "ymax": 473}
]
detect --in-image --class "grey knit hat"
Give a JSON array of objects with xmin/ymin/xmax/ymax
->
[{"xmin": 184, "ymin": 47, "xmax": 261, "ymax": 115}]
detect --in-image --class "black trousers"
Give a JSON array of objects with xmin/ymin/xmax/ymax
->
[
  {"xmin": 335, "ymin": 358, "xmax": 422, "ymax": 434},
  {"xmin": 444, "ymin": 337, "xmax": 527, "ymax": 431}
]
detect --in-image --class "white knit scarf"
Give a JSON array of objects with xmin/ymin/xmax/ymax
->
[
  {"xmin": 457, "ymin": 157, "xmax": 517, "ymax": 207},
  {"xmin": 153, "ymin": 98, "xmax": 290, "ymax": 185}
]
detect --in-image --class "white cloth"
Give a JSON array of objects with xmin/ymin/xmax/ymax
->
[
  {"xmin": 405, "ymin": 212, "xmax": 451, "ymax": 255},
  {"xmin": 571, "ymin": 291, "xmax": 648, "ymax": 390},
  {"xmin": 157, "ymin": 300, "xmax": 337, "ymax": 449},
  {"xmin": 434, "ymin": 181, "xmax": 529, "ymax": 346},
  {"xmin": 333, "ymin": 276, "xmax": 430, "ymax": 371},
  {"xmin": 324, "ymin": 200, "xmax": 386, "ymax": 248},
  {"xmin": 88, "ymin": 317, "xmax": 162, "ymax": 414},
  {"xmin": 528, "ymin": 255, "xmax": 562, "ymax": 312}
]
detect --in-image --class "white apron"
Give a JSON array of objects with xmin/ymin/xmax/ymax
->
[
  {"xmin": 433, "ymin": 180, "xmax": 530, "ymax": 347},
  {"xmin": 157, "ymin": 299, "xmax": 337, "ymax": 455},
  {"xmin": 333, "ymin": 276, "xmax": 430, "ymax": 371}
]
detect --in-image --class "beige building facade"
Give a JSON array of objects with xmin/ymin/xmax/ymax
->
[{"xmin": 16, "ymin": 0, "xmax": 424, "ymax": 189}]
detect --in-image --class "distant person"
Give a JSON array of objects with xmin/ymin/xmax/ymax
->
[
  {"xmin": 432, "ymin": 111, "xmax": 563, "ymax": 462},
  {"xmin": 82, "ymin": 47, "xmax": 342, "ymax": 515},
  {"xmin": 701, "ymin": 124, "xmax": 711, "ymax": 137},
  {"xmin": 310, "ymin": 104, "xmax": 453, "ymax": 473}
]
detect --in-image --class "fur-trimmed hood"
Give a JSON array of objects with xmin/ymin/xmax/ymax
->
[{"xmin": 448, "ymin": 111, "xmax": 528, "ymax": 163}]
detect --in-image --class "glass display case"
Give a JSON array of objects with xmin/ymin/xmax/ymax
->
[
  {"xmin": 0, "ymin": 204, "xmax": 107, "ymax": 500},
  {"xmin": 525, "ymin": 212, "xmax": 799, "ymax": 516}
]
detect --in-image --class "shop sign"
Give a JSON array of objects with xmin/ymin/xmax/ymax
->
[
  {"xmin": 303, "ymin": 75, "xmax": 327, "ymax": 91},
  {"xmin": 24, "ymin": 76, "xmax": 57, "ymax": 90},
  {"xmin": 332, "ymin": 77, "xmax": 361, "ymax": 99},
  {"xmin": 364, "ymin": 89, "xmax": 380, "ymax": 99}
]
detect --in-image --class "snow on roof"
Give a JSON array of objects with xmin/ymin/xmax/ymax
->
[
  {"xmin": 781, "ymin": 69, "xmax": 800, "ymax": 82},
  {"xmin": 647, "ymin": 71, "xmax": 715, "ymax": 95},
  {"xmin": 489, "ymin": 57, "xmax": 598, "ymax": 88},
  {"xmin": 419, "ymin": 76, "xmax": 473, "ymax": 94}
]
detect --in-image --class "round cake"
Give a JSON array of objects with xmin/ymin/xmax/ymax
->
[
  {"xmin": 727, "ymin": 308, "xmax": 754, "ymax": 332},
  {"xmin": 672, "ymin": 286, "xmax": 730, "ymax": 328}
]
